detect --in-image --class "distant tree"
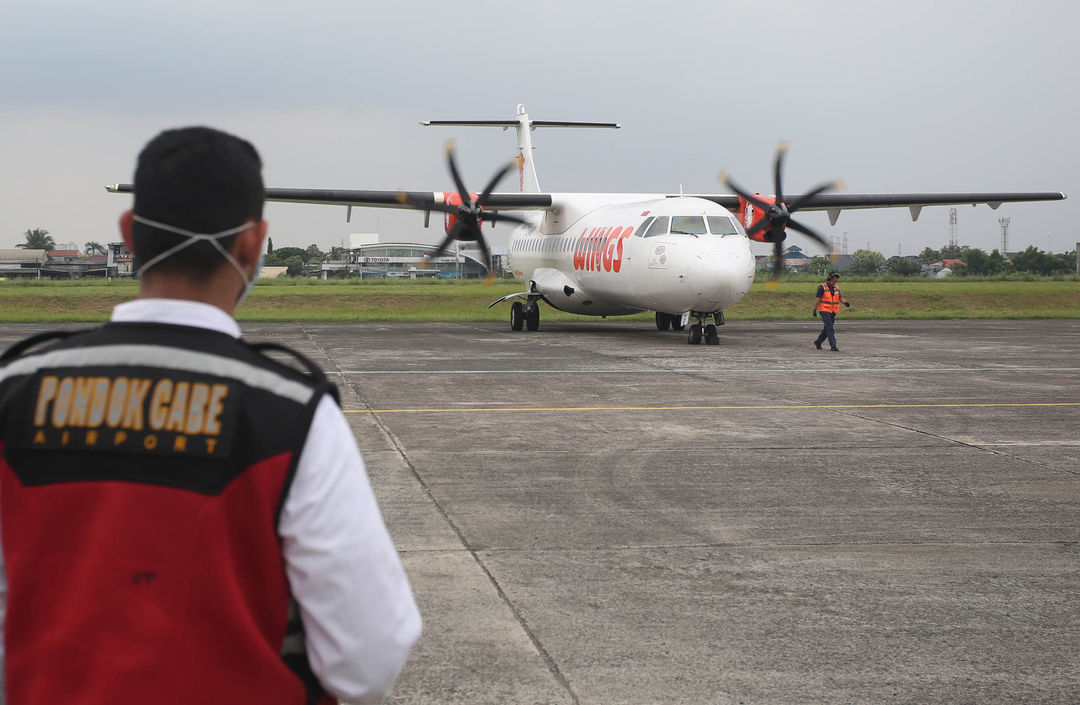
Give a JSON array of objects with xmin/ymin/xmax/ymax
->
[
  {"xmin": 851, "ymin": 248, "xmax": 885, "ymax": 275},
  {"xmin": 961, "ymin": 247, "xmax": 1009, "ymax": 275},
  {"xmin": 272, "ymin": 246, "xmax": 307, "ymax": 263},
  {"xmin": 918, "ymin": 246, "xmax": 941, "ymax": 263},
  {"xmin": 284, "ymin": 256, "xmax": 306, "ymax": 277},
  {"xmin": 17, "ymin": 228, "xmax": 55, "ymax": 251},
  {"xmin": 266, "ymin": 236, "xmax": 274, "ymax": 254},
  {"xmin": 1010, "ymin": 245, "xmax": 1071, "ymax": 275},
  {"xmin": 84, "ymin": 241, "xmax": 106, "ymax": 255},
  {"xmin": 939, "ymin": 243, "xmax": 964, "ymax": 260},
  {"xmin": 1061, "ymin": 250, "xmax": 1078, "ymax": 274},
  {"xmin": 330, "ymin": 246, "xmax": 348, "ymax": 260},
  {"xmin": 885, "ymin": 256, "xmax": 922, "ymax": 276},
  {"xmin": 808, "ymin": 255, "xmax": 833, "ymax": 277},
  {"xmin": 305, "ymin": 243, "xmax": 327, "ymax": 262}
]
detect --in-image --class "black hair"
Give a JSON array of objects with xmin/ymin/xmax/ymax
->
[{"xmin": 131, "ymin": 126, "xmax": 264, "ymax": 279}]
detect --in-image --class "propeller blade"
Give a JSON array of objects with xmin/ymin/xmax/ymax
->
[
  {"xmin": 719, "ymin": 172, "xmax": 773, "ymax": 211},
  {"xmin": 482, "ymin": 211, "xmax": 529, "ymax": 226},
  {"xmin": 785, "ymin": 219, "xmax": 831, "ymax": 249},
  {"xmin": 476, "ymin": 234, "xmax": 493, "ymax": 279},
  {"xmin": 772, "ymin": 239, "xmax": 785, "ymax": 278},
  {"xmin": 745, "ymin": 219, "xmax": 771, "ymax": 237},
  {"xmin": 477, "ymin": 159, "xmax": 518, "ymax": 205},
  {"xmin": 787, "ymin": 179, "xmax": 844, "ymax": 213},
  {"xmin": 773, "ymin": 141, "xmax": 790, "ymax": 206},
  {"xmin": 444, "ymin": 141, "xmax": 472, "ymax": 206},
  {"xmin": 424, "ymin": 226, "xmax": 461, "ymax": 264}
]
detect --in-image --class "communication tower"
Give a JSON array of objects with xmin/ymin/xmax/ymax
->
[
  {"xmin": 947, "ymin": 208, "xmax": 959, "ymax": 248},
  {"xmin": 999, "ymin": 216, "xmax": 1011, "ymax": 254}
]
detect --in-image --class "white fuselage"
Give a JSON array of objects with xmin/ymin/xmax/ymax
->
[{"xmin": 506, "ymin": 195, "xmax": 756, "ymax": 317}]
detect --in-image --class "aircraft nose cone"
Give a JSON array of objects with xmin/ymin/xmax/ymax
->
[{"xmin": 687, "ymin": 243, "xmax": 754, "ymax": 310}]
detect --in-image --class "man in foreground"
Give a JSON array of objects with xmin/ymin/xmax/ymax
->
[{"xmin": 0, "ymin": 127, "xmax": 421, "ymax": 704}]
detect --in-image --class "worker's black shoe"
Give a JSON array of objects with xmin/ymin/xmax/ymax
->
[
  {"xmin": 830, "ymin": 346, "xmax": 839, "ymax": 352},
  {"xmin": 814, "ymin": 340, "xmax": 822, "ymax": 350}
]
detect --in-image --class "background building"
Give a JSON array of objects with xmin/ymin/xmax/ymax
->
[{"xmin": 311, "ymin": 233, "xmax": 491, "ymax": 279}]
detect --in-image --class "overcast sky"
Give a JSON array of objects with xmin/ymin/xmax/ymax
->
[{"xmin": 2, "ymin": 0, "xmax": 1076, "ymax": 259}]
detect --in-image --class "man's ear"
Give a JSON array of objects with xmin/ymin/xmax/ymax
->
[
  {"xmin": 234, "ymin": 220, "xmax": 269, "ymax": 268},
  {"xmin": 119, "ymin": 210, "xmax": 135, "ymax": 251}
]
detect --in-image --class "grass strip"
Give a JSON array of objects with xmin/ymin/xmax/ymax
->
[{"xmin": 0, "ymin": 279, "xmax": 1075, "ymax": 322}]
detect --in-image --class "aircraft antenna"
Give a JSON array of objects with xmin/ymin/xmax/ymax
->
[
  {"xmin": 998, "ymin": 216, "xmax": 1011, "ymax": 254},
  {"xmin": 948, "ymin": 208, "xmax": 959, "ymax": 248}
]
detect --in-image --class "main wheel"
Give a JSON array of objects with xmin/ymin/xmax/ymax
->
[
  {"xmin": 672, "ymin": 315, "xmax": 686, "ymax": 331},
  {"xmin": 704, "ymin": 323, "xmax": 719, "ymax": 345},
  {"xmin": 510, "ymin": 301, "xmax": 524, "ymax": 331},
  {"xmin": 525, "ymin": 306, "xmax": 540, "ymax": 331},
  {"xmin": 687, "ymin": 324, "xmax": 702, "ymax": 345},
  {"xmin": 655, "ymin": 312, "xmax": 671, "ymax": 330}
]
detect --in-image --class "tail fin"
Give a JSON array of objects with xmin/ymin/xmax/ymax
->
[{"xmin": 422, "ymin": 105, "xmax": 620, "ymax": 194}]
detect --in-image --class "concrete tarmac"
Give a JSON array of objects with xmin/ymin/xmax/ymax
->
[{"xmin": 3, "ymin": 319, "xmax": 1078, "ymax": 704}]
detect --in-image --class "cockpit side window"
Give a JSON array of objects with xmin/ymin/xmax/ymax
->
[
  {"xmin": 643, "ymin": 216, "xmax": 669, "ymax": 238},
  {"xmin": 670, "ymin": 216, "xmax": 706, "ymax": 235},
  {"xmin": 707, "ymin": 216, "xmax": 740, "ymax": 235},
  {"xmin": 634, "ymin": 216, "xmax": 655, "ymax": 237}
]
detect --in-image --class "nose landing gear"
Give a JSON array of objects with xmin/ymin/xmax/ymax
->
[
  {"xmin": 685, "ymin": 311, "xmax": 724, "ymax": 345},
  {"xmin": 509, "ymin": 298, "xmax": 541, "ymax": 331}
]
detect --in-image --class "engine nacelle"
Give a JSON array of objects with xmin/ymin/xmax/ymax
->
[
  {"xmin": 441, "ymin": 191, "xmax": 482, "ymax": 239},
  {"xmin": 736, "ymin": 194, "xmax": 783, "ymax": 243}
]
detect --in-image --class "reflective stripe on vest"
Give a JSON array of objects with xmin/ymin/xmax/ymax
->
[{"xmin": 820, "ymin": 283, "xmax": 841, "ymax": 313}]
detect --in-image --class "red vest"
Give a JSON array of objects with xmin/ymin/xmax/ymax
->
[
  {"xmin": 0, "ymin": 324, "xmax": 337, "ymax": 705},
  {"xmin": 819, "ymin": 282, "xmax": 841, "ymax": 313}
]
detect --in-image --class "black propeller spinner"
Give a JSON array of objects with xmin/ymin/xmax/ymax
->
[
  {"xmin": 720, "ymin": 142, "xmax": 842, "ymax": 277},
  {"xmin": 399, "ymin": 141, "xmax": 528, "ymax": 279}
]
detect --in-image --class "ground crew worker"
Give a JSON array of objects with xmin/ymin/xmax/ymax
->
[
  {"xmin": 0, "ymin": 126, "xmax": 421, "ymax": 705},
  {"xmin": 813, "ymin": 271, "xmax": 850, "ymax": 351}
]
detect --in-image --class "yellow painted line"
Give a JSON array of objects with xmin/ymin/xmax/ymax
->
[{"xmin": 344, "ymin": 401, "xmax": 1080, "ymax": 414}]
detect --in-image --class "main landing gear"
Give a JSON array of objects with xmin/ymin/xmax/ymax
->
[
  {"xmin": 684, "ymin": 311, "xmax": 725, "ymax": 346},
  {"xmin": 509, "ymin": 298, "xmax": 541, "ymax": 331},
  {"xmin": 654, "ymin": 312, "xmax": 686, "ymax": 331}
]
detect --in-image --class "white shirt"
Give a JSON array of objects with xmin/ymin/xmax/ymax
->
[{"xmin": 0, "ymin": 299, "xmax": 421, "ymax": 705}]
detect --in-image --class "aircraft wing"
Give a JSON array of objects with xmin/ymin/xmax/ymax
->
[
  {"xmin": 105, "ymin": 184, "xmax": 554, "ymax": 212},
  {"xmin": 107, "ymin": 183, "xmax": 1064, "ymax": 225},
  {"xmin": 684, "ymin": 191, "xmax": 1067, "ymax": 225}
]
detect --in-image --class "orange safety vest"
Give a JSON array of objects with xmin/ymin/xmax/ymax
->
[{"xmin": 819, "ymin": 283, "xmax": 841, "ymax": 313}]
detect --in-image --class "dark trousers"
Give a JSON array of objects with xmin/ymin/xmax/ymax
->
[{"xmin": 815, "ymin": 311, "xmax": 837, "ymax": 348}]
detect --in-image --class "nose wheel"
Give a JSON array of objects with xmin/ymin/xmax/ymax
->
[
  {"xmin": 686, "ymin": 312, "xmax": 723, "ymax": 345},
  {"xmin": 509, "ymin": 298, "xmax": 541, "ymax": 331}
]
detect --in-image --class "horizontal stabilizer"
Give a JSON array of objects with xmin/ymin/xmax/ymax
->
[{"xmin": 422, "ymin": 120, "xmax": 620, "ymax": 129}]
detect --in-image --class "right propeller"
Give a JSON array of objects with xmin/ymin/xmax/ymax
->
[
  {"xmin": 720, "ymin": 142, "xmax": 842, "ymax": 278},
  {"xmin": 398, "ymin": 140, "xmax": 528, "ymax": 280}
]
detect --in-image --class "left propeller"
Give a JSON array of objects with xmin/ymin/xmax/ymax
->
[
  {"xmin": 398, "ymin": 140, "xmax": 528, "ymax": 279},
  {"xmin": 720, "ymin": 142, "xmax": 842, "ymax": 277}
]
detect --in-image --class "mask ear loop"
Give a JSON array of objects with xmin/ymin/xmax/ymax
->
[{"xmin": 132, "ymin": 215, "xmax": 254, "ymax": 282}]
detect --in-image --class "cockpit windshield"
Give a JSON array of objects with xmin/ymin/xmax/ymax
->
[
  {"xmin": 707, "ymin": 216, "xmax": 741, "ymax": 235},
  {"xmin": 639, "ymin": 214, "xmax": 743, "ymax": 237},
  {"xmin": 670, "ymin": 216, "xmax": 707, "ymax": 235},
  {"xmin": 643, "ymin": 216, "xmax": 669, "ymax": 237}
]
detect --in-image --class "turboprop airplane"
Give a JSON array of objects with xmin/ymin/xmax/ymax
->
[{"xmin": 106, "ymin": 105, "xmax": 1066, "ymax": 345}]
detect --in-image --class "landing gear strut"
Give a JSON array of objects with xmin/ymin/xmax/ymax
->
[
  {"xmin": 655, "ymin": 312, "xmax": 686, "ymax": 331},
  {"xmin": 685, "ymin": 311, "xmax": 724, "ymax": 345},
  {"xmin": 509, "ymin": 297, "xmax": 542, "ymax": 331}
]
